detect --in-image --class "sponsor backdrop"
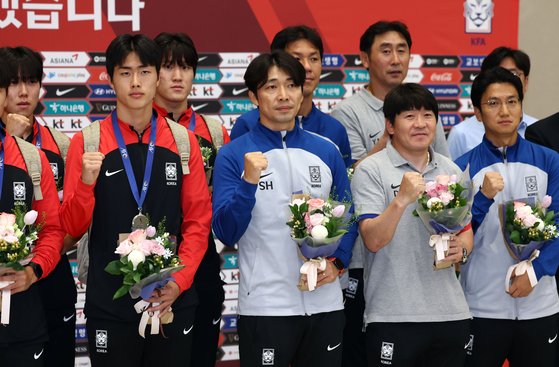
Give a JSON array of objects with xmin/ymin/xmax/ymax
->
[{"xmin": 0, "ymin": 1, "xmax": 518, "ymax": 366}]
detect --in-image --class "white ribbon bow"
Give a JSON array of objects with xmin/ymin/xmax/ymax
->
[
  {"xmin": 429, "ymin": 233, "xmax": 451, "ymax": 261},
  {"xmin": 134, "ymin": 300, "xmax": 160, "ymax": 338},
  {"xmin": 0, "ymin": 281, "xmax": 14, "ymax": 325},
  {"xmin": 300, "ymin": 258, "xmax": 327, "ymax": 291},
  {"xmin": 505, "ymin": 250, "xmax": 540, "ymax": 292}
]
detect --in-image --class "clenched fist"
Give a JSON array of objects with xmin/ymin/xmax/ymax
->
[
  {"xmin": 480, "ymin": 172, "xmax": 504, "ymax": 199},
  {"xmin": 81, "ymin": 152, "xmax": 105, "ymax": 185},
  {"xmin": 5, "ymin": 113, "xmax": 33, "ymax": 139},
  {"xmin": 396, "ymin": 172, "xmax": 425, "ymax": 206},
  {"xmin": 243, "ymin": 152, "xmax": 268, "ymax": 184}
]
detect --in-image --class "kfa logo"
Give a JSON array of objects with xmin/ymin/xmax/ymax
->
[
  {"xmin": 95, "ymin": 330, "xmax": 108, "ymax": 352},
  {"xmin": 346, "ymin": 277, "xmax": 358, "ymax": 298},
  {"xmin": 309, "ymin": 166, "xmax": 322, "ymax": 188},
  {"xmin": 262, "ymin": 348, "xmax": 275, "ymax": 365},
  {"xmin": 166, "ymin": 163, "xmax": 177, "ymax": 186},
  {"xmin": 50, "ymin": 163, "xmax": 59, "ymax": 180},
  {"xmin": 13, "ymin": 182, "xmax": 26, "ymax": 201},
  {"xmin": 381, "ymin": 341, "xmax": 394, "ymax": 361},
  {"xmin": 464, "ymin": 0, "xmax": 494, "ymax": 34},
  {"xmin": 525, "ymin": 176, "xmax": 538, "ymax": 193}
]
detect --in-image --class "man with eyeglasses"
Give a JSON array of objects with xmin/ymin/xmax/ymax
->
[
  {"xmin": 455, "ymin": 67, "xmax": 559, "ymax": 367},
  {"xmin": 447, "ymin": 47, "xmax": 537, "ymax": 160}
]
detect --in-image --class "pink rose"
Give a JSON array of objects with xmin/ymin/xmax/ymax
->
[
  {"xmin": 522, "ymin": 214, "xmax": 538, "ymax": 228},
  {"xmin": 0, "ymin": 213, "xmax": 16, "ymax": 227},
  {"xmin": 332, "ymin": 205, "xmax": 346, "ymax": 218},
  {"xmin": 145, "ymin": 240, "xmax": 165, "ymax": 256},
  {"xmin": 307, "ymin": 198, "xmax": 325, "ymax": 211},
  {"xmin": 425, "ymin": 181, "xmax": 438, "ymax": 197},
  {"xmin": 513, "ymin": 201, "xmax": 527, "ymax": 210},
  {"xmin": 541, "ymin": 195, "xmax": 552, "ymax": 209},
  {"xmin": 515, "ymin": 205, "xmax": 533, "ymax": 220},
  {"xmin": 304, "ymin": 212, "xmax": 313, "ymax": 231},
  {"xmin": 128, "ymin": 229, "xmax": 147, "ymax": 244},
  {"xmin": 309, "ymin": 213, "xmax": 325, "ymax": 226},
  {"xmin": 145, "ymin": 226, "xmax": 156, "ymax": 238},
  {"xmin": 436, "ymin": 175, "xmax": 450, "ymax": 186},
  {"xmin": 439, "ymin": 191, "xmax": 455, "ymax": 205},
  {"xmin": 115, "ymin": 240, "xmax": 132, "ymax": 255}
]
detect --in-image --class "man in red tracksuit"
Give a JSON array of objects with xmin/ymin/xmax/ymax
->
[
  {"xmin": 153, "ymin": 32, "xmax": 229, "ymax": 367},
  {"xmin": 1, "ymin": 46, "xmax": 77, "ymax": 367},
  {"xmin": 0, "ymin": 55, "xmax": 66, "ymax": 366},
  {"xmin": 60, "ymin": 34, "xmax": 211, "ymax": 367}
]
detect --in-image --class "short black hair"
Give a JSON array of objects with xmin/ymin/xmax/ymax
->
[
  {"xmin": 154, "ymin": 32, "xmax": 198, "ymax": 74},
  {"xmin": 384, "ymin": 83, "xmax": 438, "ymax": 124},
  {"xmin": 105, "ymin": 34, "xmax": 161, "ymax": 79},
  {"xmin": 244, "ymin": 51, "xmax": 305, "ymax": 95},
  {"xmin": 270, "ymin": 25, "xmax": 324, "ymax": 58},
  {"xmin": 2, "ymin": 46, "xmax": 43, "ymax": 85},
  {"xmin": 481, "ymin": 46, "xmax": 530, "ymax": 76},
  {"xmin": 360, "ymin": 21, "xmax": 412, "ymax": 54},
  {"xmin": 471, "ymin": 66, "xmax": 524, "ymax": 109},
  {"xmin": 0, "ymin": 48, "xmax": 10, "ymax": 89}
]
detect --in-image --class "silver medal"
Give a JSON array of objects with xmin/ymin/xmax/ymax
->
[{"xmin": 132, "ymin": 213, "xmax": 149, "ymax": 230}]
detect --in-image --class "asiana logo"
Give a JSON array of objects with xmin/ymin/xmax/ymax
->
[{"xmin": 464, "ymin": 0, "xmax": 494, "ymax": 34}]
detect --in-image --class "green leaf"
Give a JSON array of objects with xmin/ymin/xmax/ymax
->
[
  {"xmin": 104, "ymin": 261, "xmax": 123, "ymax": 275},
  {"xmin": 133, "ymin": 272, "xmax": 141, "ymax": 283},
  {"xmin": 510, "ymin": 230, "xmax": 521, "ymax": 244},
  {"xmin": 113, "ymin": 285, "xmax": 130, "ymax": 299}
]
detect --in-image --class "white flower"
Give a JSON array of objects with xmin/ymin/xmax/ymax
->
[
  {"xmin": 536, "ymin": 220, "xmax": 545, "ymax": 231},
  {"xmin": 310, "ymin": 225, "xmax": 328, "ymax": 240},
  {"xmin": 24, "ymin": 210, "xmax": 38, "ymax": 225},
  {"xmin": 291, "ymin": 198, "xmax": 305, "ymax": 207},
  {"xmin": 128, "ymin": 249, "xmax": 146, "ymax": 270},
  {"xmin": 163, "ymin": 248, "xmax": 173, "ymax": 259},
  {"xmin": 426, "ymin": 197, "xmax": 443, "ymax": 209}
]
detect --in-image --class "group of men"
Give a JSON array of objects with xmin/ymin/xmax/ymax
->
[{"xmin": 0, "ymin": 18, "xmax": 558, "ymax": 367}]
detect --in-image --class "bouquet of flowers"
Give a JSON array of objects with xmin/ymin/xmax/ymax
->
[
  {"xmin": 0, "ymin": 207, "xmax": 41, "ymax": 324},
  {"xmin": 501, "ymin": 196, "xmax": 558, "ymax": 261},
  {"xmin": 287, "ymin": 196, "xmax": 351, "ymax": 291},
  {"xmin": 413, "ymin": 172, "xmax": 472, "ymax": 269},
  {"xmin": 501, "ymin": 196, "xmax": 558, "ymax": 291},
  {"xmin": 105, "ymin": 220, "xmax": 183, "ymax": 337}
]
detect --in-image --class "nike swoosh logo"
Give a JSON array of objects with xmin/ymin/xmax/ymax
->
[
  {"xmin": 327, "ymin": 342, "xmax": 341, "ymax": 351},
  {"xmin": 212, "ymin": 317, "xmax": 221, "ymax": 325},
  {"xmin": 232, "ymin": 87, "xmax": 248, "ymax": 96},
  {"xmin": 105, "ymin": 169, "xmax": 123, "ymax": 177},
  {"xmin": 259, "ymin": 172, "xmax": 273, "ymax": 179},
  {"xmin": 34, "ymin": 349, "xmax": 44, "ymax": 360},
  {"xmin": 549, "ymin": 334, "xmax": 558, "ymax": 343},
  {"xmin": 183, "ymin": 325, "xmax": 194, "ymax": 335},
  {"xmin": 369, "ymin": 131, "xmax": 380, "ymax": 139},
  {"xmin": 198, "ymin": 56, "xmax": 208, "ymax": 62},
  {"xmin": 319, "ymin": 72, "xmax": 332, "ymax": 80},
  {"xmin": 63, "ymin": 313, "xmax": 75, "ymax": 322},
  {"xmin": 390, "ymin": 184, "xmax": 401, "ymax": 189},
  {"xmin": 56, "ymin": 87, "xmax": 76, "ymax": 96},
  {"xmin": 469, "ymin": 73, "xmax": 478, "ymax": 81},
  {"xmin": 355, "ymin": 59, "xmax": 362, "ymax": 66},
  {"xmin": 192, "ymin": 103, "xmax": 209, "ymax": 112}
]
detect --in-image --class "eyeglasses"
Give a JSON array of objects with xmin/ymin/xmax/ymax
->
[
  {"xmin": 481, "ymin": 97, "xmax": 521, "ymax": 110},
  {"xmin": 508, "ymin": 69, "xmax": 524, "ymax": 78}
]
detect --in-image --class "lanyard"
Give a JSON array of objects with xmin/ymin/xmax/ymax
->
[
  {"xmin": 188, "ymin": 111, "xmax": 196, "ymax": 132},
  {"xmin": 111, "ymin": 110, "xmax": 157, "ymax": 212},
  {"xmin": 0, "ymin": 133, "xmax": 4, "ymax": 202},
  {"xmin": 34, "ymin": 124, "xmax": 42, "ymax": 149}
]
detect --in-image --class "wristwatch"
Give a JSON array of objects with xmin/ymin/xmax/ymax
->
[
  {"xmin": 461, "ymin": 248, "xmax": 469, "ymax": 264},
  {"xmin": 327, "ymin": 257, "xmax": 345, "ymax": 275},
  {"xmin": 26, "ymin": 261, "xmax": 43, "ymax": 279}
]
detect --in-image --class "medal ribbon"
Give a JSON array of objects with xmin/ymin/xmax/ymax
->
[
  {"xmin": 188, "ymin": 111, "xmax": 196, "ymax": 132},
  {"xmin": 111, "ymin": 110, "xmax": 157, "ymax": 213},
  {"xmin": 34, "ymin": 124, "xmax": 42, "ymax": 149}
]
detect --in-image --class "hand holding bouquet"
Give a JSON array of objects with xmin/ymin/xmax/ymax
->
[
  {"xmin": 105, "ymin": 220, "xmax": 184, "ymax": 337},
  {"xmin": 287, "ymin": 196, "xmax": 351, "ymax": 291},
  {"xmin": 0, "ymin": 207, "xmax": 41, "ymax": 324},
  {"xmin": 501, "ymin": 196, "xmax": 558, "ymax": 291},
  {"xmin": 413, "ymin": 173, "xmax": 472, "ymax": 269}
]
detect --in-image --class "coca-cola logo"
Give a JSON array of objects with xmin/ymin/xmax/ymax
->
[{"xmin": 430, "ymin": 72, "xmax": 453, "ymax": 82}]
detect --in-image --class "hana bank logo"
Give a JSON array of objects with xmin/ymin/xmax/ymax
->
[{"xmin": 464, "ymin": 0, "xmax": 494, "ymax": 34}]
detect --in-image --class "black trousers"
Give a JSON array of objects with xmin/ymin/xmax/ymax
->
[
  {"xmin": 464, "ymin": 314, "xmax": 559, "ymax": 367},
  {"xmin": 366, "ymin": 319, "xmax": 471, "ymax": 367},
  {"xmin": 342, "ymin": 268, "xmax": 367, "ymax": 367},
  {"xmin": 0, "ymin": 341, "xmax": 46, "ymax": 366},
  {"xmin": 86, "ymin": 306, "xmax": 196, "ymax": 367},
  {"xmin": 238, "ymin": 310, "xmax": 345, "ymax": 367}
]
